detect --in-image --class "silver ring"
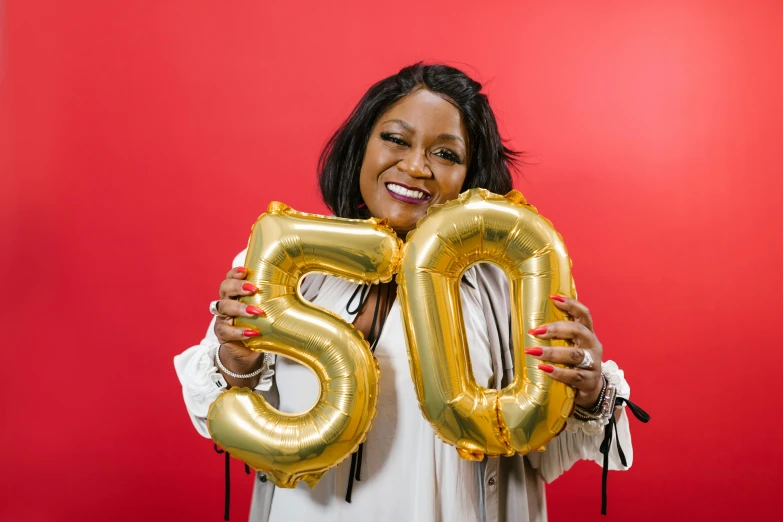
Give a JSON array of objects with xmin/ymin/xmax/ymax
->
[
  {"xmin": 576, "ymin": 349, "xmax": 594, "ymax": 369},
  {"xmin": 209, "ymin": 300, "xmax": 221, "ymax": 316}
]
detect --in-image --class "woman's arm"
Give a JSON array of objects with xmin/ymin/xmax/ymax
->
[
  {"xmin": 173, "ymin": 250, "xmax": 326, "ymax": 438},
  {"xmin": 173, "ymin": 249, "xmax": 271, "ymax": 438},
  {"xmin": 472, "ymin": 265, "xmax": 636, "ymax": 483},
  {"xmin": 526, "ymin": 360, "xmax": 633, "ymax": 482},
  {"xmin": 524, "ymin": 296, "xmax": 636, "ymax": 482}
]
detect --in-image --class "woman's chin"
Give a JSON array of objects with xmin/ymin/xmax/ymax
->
[
  {"xmin": 389, "ymin": 223, "xmax": 416, "ymax": 239},
  {"xmin": 385, "ymin": 216, "xmax": 421, "ymax": 238},
  {"xmin": 370, "ymin": 204, "xmax": 429, "ymax": 237}
]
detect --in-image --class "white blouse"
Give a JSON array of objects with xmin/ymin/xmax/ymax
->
[{"xmin": 174, "ymin": 251, "xmax": 634, "ymax": 522}]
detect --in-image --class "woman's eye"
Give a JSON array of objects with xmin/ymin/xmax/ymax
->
[
  {"xmin": 380, "ymin": 132, "xmax": 408, "ymax": 146},
  {"xmin": 434, "ymin": 149, "xmax": 463, "ymax": 165}
]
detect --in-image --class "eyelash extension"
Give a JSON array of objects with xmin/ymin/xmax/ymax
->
[
  {"xmin": 436, "ymin": 149, "xmax": 463, "ymax": 165},
  {"xmin": 380, "ymin": 132, "xmax": 463, "ymax": 165},
  {"xmin": 380, "ymin": 132, "xmax": 408, "ymax": 146}
]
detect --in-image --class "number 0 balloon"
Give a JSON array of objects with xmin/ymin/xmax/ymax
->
[
  {"xmin": 398, "ymin": 189, "xmax": 576, "ymax": 460},
  {"xmin": 207, "ymin": 202, "xmax": 402, "ymax": 488}
]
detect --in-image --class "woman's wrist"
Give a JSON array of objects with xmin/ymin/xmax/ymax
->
[
  {"xmin": 575, "ymin": 374, "xmax": 608, "ymax": 411},
  {"xmin": 573, "ymin": 375, "xmax": 617, "ymax": 424},
  {"xmin": 215, "ymin": 345, "xmax": 266, "ymax": 388}
]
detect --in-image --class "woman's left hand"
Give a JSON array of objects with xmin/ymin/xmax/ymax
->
[{"xmin": 525, "ymin": 295, "xmax": 604, "ymax": 408}]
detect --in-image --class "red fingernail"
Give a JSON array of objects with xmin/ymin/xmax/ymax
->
[
  {"xmin": 246, "ymin": 306, "xmax": 265, "ymax": 316},
  {"xmin": 243, "ymin": 329, "xmax": 260, "ymax": 337},
  {"xmin": 242, "ymin": 283, "xmax": 257, "ymax": 292},
  {"xmin": 236, "ymin": 267, "xmax": 246, "ymax": 274},
  {"xmin": 549, "ymin": 295, "xmax": 566, "ymax": 303},
  {"xmin": 525, "ymin": 347, "xmax": 543, "ymax": 356},
  {"xmin": 538, "ymin": 364, "xmax": 555, "ymax": 373},
  {"xmin": 528, "ymin": 326, "xmax": 547, "ymax": 336}
]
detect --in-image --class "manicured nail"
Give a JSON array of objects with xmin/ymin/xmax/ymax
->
[
  {"xmin": 242, "ymin": 283, "xmax": 257, "ymax": 292},
  {"xmin": 524, "ymin": 347, "xmax": 543, "ymax": 356},
  {"xmin": 538, "ymin": 364, "xmax": 555, "ymax": 373},
  {"xmin": 246, "ymin": 305, "xmax": 265, "ymax": 316},
  {"xmin": 528, "ymin": 326, "xmax": 547, "ymax": 336},
  {"xmin": 549, "ymin": 295, "xmax": 566, "ymax": 303},
  {"xmin": 236, "ymin": 267, "xmax": 246, "ymax": 274},
  {"xmin": 243, "ymin": 329, "xmax": 260, "ymax": 337}
]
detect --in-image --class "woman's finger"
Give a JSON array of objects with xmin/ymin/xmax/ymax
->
[
  {"xmin": 214, "ymin": 319, "xmax": 263, "ymax": 343},
  {"xmin": 524, "ymin": 346, "xmax": 593, "ymax": 367},
  {"xmin": 226, "ymin": 266, "xmax": 248, "ymax": 280},
  {"xmin": 219, "ymin": 279, "xmax": 258, "ymax": 300},
  {"xmin": 536, "ymin": 364, "xmax": 601, "ymax": 393},
  {"xmin": 215, "ymin": 299, "xmax": 266, "ymax": 318},
  {"xmin": 550, "ymin": 295, "xmax": 594, "ymax": 332},
  {"xmin": 528, "ymin": 321, "xmax": 598, "ymax": 349}
]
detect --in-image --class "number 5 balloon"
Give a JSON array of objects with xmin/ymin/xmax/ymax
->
[
  {"xmin": 397, "ymin": 189, "xmax": 576, "ymax": 460},
  {"xmin": 207, "ymin": 202, "xmax": 402, "ymax": 488}
]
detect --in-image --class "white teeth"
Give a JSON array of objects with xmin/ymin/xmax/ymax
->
[{"xmin": 387, "ymin": 183, "xmax": 427, "ymax": 200}]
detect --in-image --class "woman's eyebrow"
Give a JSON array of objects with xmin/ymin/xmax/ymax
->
[
  {"xmin": 437, "ymin": 133, "xmax": 465, "ymax": 146},
  {"xmin": 381, "ymin": 119, "xmax": 414, "ymax": 132},
  {"xmin": 382, "ymin": 119, "xmax": 465, "ymax": 146}
]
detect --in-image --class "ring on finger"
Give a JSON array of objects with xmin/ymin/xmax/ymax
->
[
  {"xmin": 209, "ymin": 300, "xmax": 222, "ymax": 316},
  {"xmin": 576, "ymin": 349, "xmax": 594, "ymax": 369}
]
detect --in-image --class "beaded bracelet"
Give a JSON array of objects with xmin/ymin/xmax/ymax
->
[
  {"xmin": 572, "ymin": 374, "xmax": 607, "ymax": 420},
  {"xmin": 585, "ymin": 374, "xmax": 609, "ymax": 414},
  {"xmin": 573, "ymin": 374, "xmax": 617, "ymax": 423},
  {"xmin": 215, "ymin": 344, "xmax": 269, "ymax": 379}
]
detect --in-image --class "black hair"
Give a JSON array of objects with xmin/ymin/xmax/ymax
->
[{"xmin": 318, "ymin": 63, "xmax": 522, "ymax": 219}]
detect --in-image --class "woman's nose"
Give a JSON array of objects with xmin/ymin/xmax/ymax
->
[{"xmin": 398, "ymin": 151, "xmax": 432, "ymax": 179}]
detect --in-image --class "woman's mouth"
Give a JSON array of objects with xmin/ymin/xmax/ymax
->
[{"xmin": 385, "ymin": 182, "xmax": 432, "ymax": 204}]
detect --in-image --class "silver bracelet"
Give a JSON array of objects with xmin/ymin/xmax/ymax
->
[
  {"xmin": 215, "ymin": 344, "xmax": 269, "ymax": 379},
  {"xmin": 573, "ymin": 379, "xmax": 618, "ymax": 423}
]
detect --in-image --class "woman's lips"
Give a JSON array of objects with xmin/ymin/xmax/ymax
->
[{"xmin": 385, "ymin": 182, "xmax": 432, "ymax": 205}]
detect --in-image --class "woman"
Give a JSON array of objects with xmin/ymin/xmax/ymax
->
[{"xmin": 174, "ymin": 63, "xmax": 636, "ymax": 522}]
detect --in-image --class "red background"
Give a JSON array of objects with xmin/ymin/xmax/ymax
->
[{"xmin": 3, "ymin": 1, "xmax": 782, "ymax": 521}]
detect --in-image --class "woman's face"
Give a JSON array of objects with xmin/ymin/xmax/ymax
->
[{"xmin": 359, "ymin": 89, "xmax": 469, "ymax": 235}]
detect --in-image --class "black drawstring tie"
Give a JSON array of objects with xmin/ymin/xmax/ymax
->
[
  {"xmin": 345, "ymin": 284, "xmax": 370, "ymax": 315},
  {"xmin": 345, "ymin": 282, "xmax": 395, "ymax": 503},
  {"xmin": 213, "ymin": 444, "xmax": 252, "ymax": 521},
  {"xmin": 599, "ymin": 397, "xmax": 650, "ymax": 515},
  {"xmin": 213, "ymin": 444, "xmax": 231, "ymax": 521}
]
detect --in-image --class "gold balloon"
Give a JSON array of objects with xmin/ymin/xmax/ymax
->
[
  {"xmin": 397, "ymin": 188, "xmax": 576, "ymax": 461},
  {"xmin": 207, "ymin": 202, "xmax": 402, "ymax": 488}
]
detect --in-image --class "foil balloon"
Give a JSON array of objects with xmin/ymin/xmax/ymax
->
[
  {"xmin": 207, "ymin": 202, "xmax": 402, "ymax": 488},
  {"xmin": 397, "ymin": 188, "xmax": 576, "ymax": 460}
]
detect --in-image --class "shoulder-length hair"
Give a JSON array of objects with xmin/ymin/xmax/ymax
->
[{"xmin": 318, "ymin": 63, "xmax": 521, "ymax": 219}]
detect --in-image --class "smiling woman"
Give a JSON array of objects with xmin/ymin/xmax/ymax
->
[
  {"xmin": 318, "ymin": 64, "xmax": 517, "ymax": 228},
  {"xmin": 358, "ymin": 90, "xmax": 469, "ymax": 233},
  {"xmin": 174, "ymin": 63, "xmax": 637, "ymax": 522}
]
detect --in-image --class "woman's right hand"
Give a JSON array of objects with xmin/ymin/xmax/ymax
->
[{"xmin": 213, "ymin": 266, "xmax": 267, "ymax": 387}]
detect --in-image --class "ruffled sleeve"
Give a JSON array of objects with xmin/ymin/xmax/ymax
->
[
  {"xmin": 526, "ymin": 360, "xmax": 633, "ymax": 483},
  {"xmin": 173, "ymin": 318, "xmax": 223, "ymax": 438}
]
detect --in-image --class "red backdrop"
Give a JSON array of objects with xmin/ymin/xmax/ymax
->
[{"xmin": 3, "ymin": 1, "xmax": 782, "ymax": 521}]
